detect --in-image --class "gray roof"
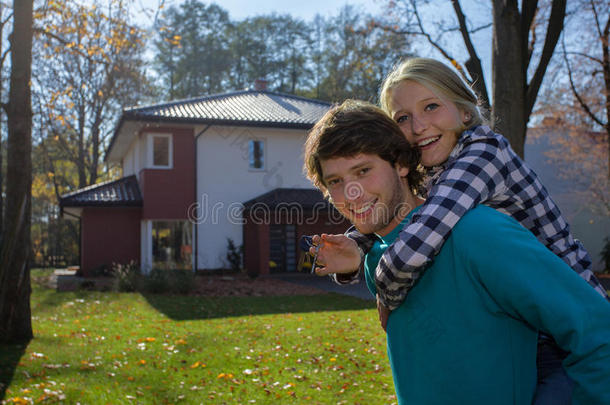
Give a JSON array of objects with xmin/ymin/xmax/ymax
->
[
  {"xmin": 122, "ymin": 90, "xmax": 331, "ymax": 129},
  {"xmin": 106, "ymin": 90, "xmax": 331, "ymax": 163},
  {"xmin": 59, "ymin": 175, "xmax": 143, "ymax": 208}
]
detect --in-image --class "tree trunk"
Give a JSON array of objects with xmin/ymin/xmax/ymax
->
[
  {"xmin": 0, "ymin": 0, "xmax": 33, "ymax": 343},
  {"xmin": 0, "ymin": 3, "xmax": 4, "ymax": 241},
  {"xmin": 491, "ymin": 0, "xmax": 527, "ymax": 157}
]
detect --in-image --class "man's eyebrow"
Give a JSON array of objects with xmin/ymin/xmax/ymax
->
[
  {"xmin": 322, "ymin": 173, "xmax": 338, "ymax": 183},
  {"xmin": 322, "ymin": 160, "xmax": 372, "ymax": 183}
]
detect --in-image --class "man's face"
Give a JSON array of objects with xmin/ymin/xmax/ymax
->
[{"xmin": 321, "ymin": 153, "xmax": 410, "ymax": 236}]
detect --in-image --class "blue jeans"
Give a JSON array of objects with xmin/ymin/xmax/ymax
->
[{"xmin": 534, "ymin": 335, "xmax": 574, "ymax": 405}]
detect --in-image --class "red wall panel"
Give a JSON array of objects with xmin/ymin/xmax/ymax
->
[
  {"xmin": 81, "ymin": 207, "xmax": 142, "ymax": 276},
  {"xmin": 140, "ymin": 127, "xmax": 195, "ymax": 220}
]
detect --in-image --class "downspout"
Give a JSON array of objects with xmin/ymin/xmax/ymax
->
[{"xmin": 193, "ymin": 125, "xmax": 210, "ymax": 272}]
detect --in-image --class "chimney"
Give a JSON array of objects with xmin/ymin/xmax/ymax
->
[{"xmin": 254, "ymin": 78, "xmax": 268, "ymax": 91}]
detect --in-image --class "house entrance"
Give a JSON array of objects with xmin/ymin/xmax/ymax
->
[{"xmin": 269, "ymin": 224, "xmax": 297, "ymax": 273}]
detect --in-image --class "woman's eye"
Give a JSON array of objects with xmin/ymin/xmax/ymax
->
[
  {"xmin": 358, "ymin": 167, "xmax": 370, "ymax": 176},
  {"xmin": 326, "ymin": 179, "xmax": 340, "ymax": 187},
  {"xmin": 395, "ymin": 115, "xmax": 409, "ymax": 124},
  {"xmin": 425, "ymin": 103, "xmax": 440, "ymax": 111}
]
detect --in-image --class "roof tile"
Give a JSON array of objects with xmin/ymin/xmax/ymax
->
[
  {"xmin": 124, "ymin": 90, "xmax": 331, "ymax": 128},
  {"xmin": 60, "ymin": 175, "xmax": 143, "ymax": 208}
]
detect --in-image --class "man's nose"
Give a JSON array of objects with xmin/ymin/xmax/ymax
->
[{"xmin": 343, "ymin": 181, "xmax": 364, "ymax": 201}]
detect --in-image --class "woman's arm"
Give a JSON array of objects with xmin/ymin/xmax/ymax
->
[{"xmin": 376, "ymin": 136, "xmax": 509, "ymax": 309}]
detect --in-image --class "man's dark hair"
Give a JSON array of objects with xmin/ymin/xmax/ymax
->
[{"xmin": 304, "ymin": 99, "xmax": 422, "ymax": 196}]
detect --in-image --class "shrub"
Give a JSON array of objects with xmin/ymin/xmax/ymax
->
[
  {"xmin": 226, "ymin": 238, "xmax": 244, "ymax": 273},
  {"xmin": 140, "ymin": 268, "xmax": 169, "ymax": 294},
  {"xmin": 168, "ymin": 270, "xmax": 195, "ymax": 294},
  {"xmin": 111, "ymin": 261, "xmax": 140, "ymax": 292},
  {"xmin": 139, "ymin": 269, "xmax": 195, "ymax": 295},
  {"xmin": 89, "ymin": 263, "xmax": 112, "ymax": 278}
]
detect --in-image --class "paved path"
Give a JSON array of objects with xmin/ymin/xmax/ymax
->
[{"xmin": 272, "ymin": 272, "xmax": 373, "ymax": 301}]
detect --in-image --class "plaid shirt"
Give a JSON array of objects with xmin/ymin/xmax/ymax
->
[{"xmin": 341, "ymin": 125, "xmax": 607, "ymax": 309}]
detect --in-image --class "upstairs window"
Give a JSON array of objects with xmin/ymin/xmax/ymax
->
[
  {"xmin": 249, "ymin": 139, "xmax": 265, "ymax": 170},
  {"xmin": 148, "ymin": 133, "xmax": 173, "ymax": 169}
]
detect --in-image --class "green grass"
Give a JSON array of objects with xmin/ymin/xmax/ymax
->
[{"xmin": 1, "ymin": 270, "xmax": 396, "ymax": 404}]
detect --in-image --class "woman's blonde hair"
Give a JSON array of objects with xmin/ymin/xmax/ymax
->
[{"xmin": 379, "ymin": 57, "xmax": 486, "ymax": 131}]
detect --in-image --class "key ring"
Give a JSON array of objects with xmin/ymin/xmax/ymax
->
[{"xmin": 299, "ymin": 235, "xmax": 320, "ymax": 274}]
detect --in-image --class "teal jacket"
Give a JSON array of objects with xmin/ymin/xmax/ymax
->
[{"xmin": 365, "ymin": 205, "xmax": 610, "ymax": 405}]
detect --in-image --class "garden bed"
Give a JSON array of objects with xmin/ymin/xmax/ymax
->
[{"xmin": 46, "ymin": 269, "xmax": 325, "ymax": 297}]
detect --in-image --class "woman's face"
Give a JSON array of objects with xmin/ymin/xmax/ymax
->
[{"xmin": 389, "ymin": 80, "xmax": 469, "ymax": 167}]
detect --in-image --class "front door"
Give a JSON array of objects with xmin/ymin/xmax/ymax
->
[{"xmin": 269, "ymin": 224, "xmax": 296, "ymax": 273}]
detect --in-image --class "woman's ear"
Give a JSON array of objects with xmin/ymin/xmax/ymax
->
[{"xmin": 462, "ymin": 110, "xmax": 471, "ymax": 123}]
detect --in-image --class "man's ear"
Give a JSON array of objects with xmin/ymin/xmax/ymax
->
[{"xmin": 396, "ymin": 165, "xmax": 409, "ymax": 178}]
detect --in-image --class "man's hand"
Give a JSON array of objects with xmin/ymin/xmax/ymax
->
[
  {"xmin": 376, "ymin": 294, "xmax": 390, "ymax": 332},
  {"xmin": 308, "ymin": 233, "xmax": 361, "ymax": 276}
]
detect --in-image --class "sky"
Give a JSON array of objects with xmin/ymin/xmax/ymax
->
[{"xmin": 133, "ymin": 0, "xmax": 386, "ymax": 26}]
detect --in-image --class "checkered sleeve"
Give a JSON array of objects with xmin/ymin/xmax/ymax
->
[
  {"xmin": 329, "ymin": 226, "xmax": 376, "ymax": 285},
  {"xmin": 375, "ymin": 136, "xmax": 510, "ymax": 309}
]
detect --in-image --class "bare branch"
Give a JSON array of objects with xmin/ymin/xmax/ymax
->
[
  {"xmin": 562, "ymin": 38, "xmax": 606, "ymax": 127},
  {"xmin": 563, "ymin": 51, "xmax": 603, "ymax": 64},
  {"xmin": 450, "ymin": 0, "xmax": 489, "ymax": 109},
  {"xmin": 521, "ymin": 0, "xmax": 538, "ymax": 68},
  {"xmin": 525, "ymin": 0, "xmax": 567, "ymax": 118}
]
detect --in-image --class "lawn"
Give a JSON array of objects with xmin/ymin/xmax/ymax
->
[{"xmin": 0, "ymin": 270, "xmax": 396, "ymax": 404}]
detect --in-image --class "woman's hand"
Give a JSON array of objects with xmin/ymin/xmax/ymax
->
[
  {"xmin": 376, "ymin": 294, "xmax": 390, "ymax": 332},
  {"xmin": 308, "ymin": 233, "xmax": 361, "ymax": 276}
]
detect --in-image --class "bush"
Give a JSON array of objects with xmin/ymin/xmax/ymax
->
[
  {"xmin": 226, "ymin": 238, "xmax": 244, "ymax": 273},
  {"xmin": 140, "ymin": 268, "xmax": 169, "ymax": 294},
  {"xmin": 111, "ymin": 261, "xmax": 140, "ymax": 292},
  {"xmin": 139, "ymin": 269, "xmax": 195, "ymax": 295},
  {"xmin": 168, "ymin": 270, "xmax": 195, "ymax": 294},
  {"xmin": 89, "ymin": 263, "xmax": 112, "ymax": 278}
]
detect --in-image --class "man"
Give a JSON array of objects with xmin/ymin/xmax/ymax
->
[{"xmin": 303, "ymin": 99, "xmax": 610, "ymax": 405}]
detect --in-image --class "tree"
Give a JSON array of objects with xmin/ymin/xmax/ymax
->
[
  {"xmin": 154, "ymin": 0, "xmax": 232, "ymax": 98},
  {"xmin": 0, "ymin": 1, "xmax": 12, "ymax": 240},
  {"xmin": 532, "ymin": 0, "xmax": 609, "ymax": 215},
  {"xmin": 309, "ymin": 6, "xmax": 412, "ymax": 102},
  {"xmin": 33, "ymin": 0, "xmax": 150, "ymax": 190},
  {"xmin": 0, "ymin": 0, "xmax": 33, "ymax": 343},
  {"xmin": 560, "ymin": 0, "xmax": 609, "ymax": 175},
  {"xmin": 377, "ymin": 0, "xmax": 567, "ymax": 157}
]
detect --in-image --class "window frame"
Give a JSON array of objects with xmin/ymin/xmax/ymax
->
[
  {"xmin": 248, "ymin": 138, "xmax": 266, "ymax": 171},
  {"xmin": 147, "ymin": 133, "xmax": 173, "ymax": 169}
]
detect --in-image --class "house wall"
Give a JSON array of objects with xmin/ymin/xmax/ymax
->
[
  {"xmin": 195, "ymin": 125, "xmax": 314, "ymax": 270},
  {"xmin": 80, "ymin": 207, "xmax": 142, "ymax": 276},
  {"xmin": 140, "ymin": 127, "xmax": 195, "ymax": 220},
  {"xmin": 122, "ymin": 138, "xmax": 140, "ymax": 179}
]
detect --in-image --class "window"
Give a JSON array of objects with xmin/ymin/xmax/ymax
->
[
  {"xmin": 249, "ymin": 139, "xmax": 265, "ymax": 170},
  {"xmin": 152, "ymin": 221, "xmax": 192, "ymax": 270},
  {"xmin": 148, "ymin": 133, "xmax": 172, "ymax": 168}
]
